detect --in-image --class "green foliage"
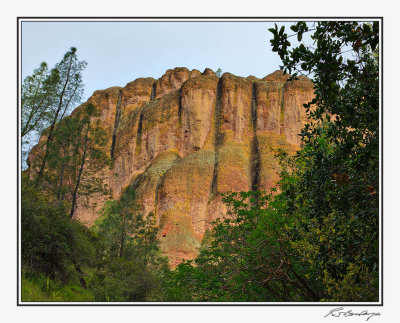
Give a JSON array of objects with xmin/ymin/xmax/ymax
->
[
  {"xmin": 22, "ymin": 174, "xmax": 72, "ymax": 279},
  {"xmin": 21, "ymin": 23, "xmax": 379, "ymax": 303},
  {"xmin": 33, "ymin": 47, "xmax": 87, "ymax": 182},
  {"xmin": 22, "ymin": 177, "xmax": 167, "ymax": 302},
  {"xmin": 94, "ymin": 187, "xmax": 156, "ymax": 261},
  {"xmin": 166, "ymin": 21, "xmax": 379, "ymax": 303},
  {"xmin": 90, "ymin": 186, "xmax": 168, "ymax": 301},
  {"xmin": 21, "ymin": 62, "xmax": 59, "ymax": 138},
  {"xmin": 164, "ymin": 260, "xmax": 203, "ymax": 301},
  {"xmin": 21, "ymin": 62, "xmax": 60, "ymax": 166},
  {"xmin": 215, "ymin": 68, "xmax": 223, "ymax": 77},
  {"xmin": 52, "ymin": 47, "xmax": 87, "ymax": 120},
  {"xmin": 165, "ymin": 191, "xmax": 321, "ymax": 302},
  {"xmin": 278, "ymin": 128, "xmax": 379, "ymax": 301},
  {"xmin": 21, "ymin": 174, "xmax": 97, "ymax": 283},
  {"xmin": 40, "ymin": 102, "xmax": 110, "ymax": 217},
  {"xmin": 268, "ymin": 21, "xmax": 379, "ymax": 301},
  {"xmin": 22, "ymin": 49, "xmax": 166, "ymax": 303},
  {"xmin": 21, "ymin": 271, "xmax": 94, "ymax": 302},
  {"xmin": 90, "ymin": 257, "xmax": 166, "ymax": 302},
  {"xmin": 24, "ymin": 48, "xmax": 87, "ymax": 169}
]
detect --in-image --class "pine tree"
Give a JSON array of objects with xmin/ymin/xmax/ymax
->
[
  {"xmin": 35, "ymin": 47, "xmax": 87, "ymax": 184},
  {"xmin": 45, "ymin": 103, "xmax": 110, "ymax": 218},
  {"xmin": 21, "ymin": 62, "xmax": 59, "ymax": 165}
]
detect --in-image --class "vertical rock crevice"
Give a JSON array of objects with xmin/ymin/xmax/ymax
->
[
  {"xmin": 210, "ymin": 79, "xmax": 223, "ymax": 197},
  {"xmin": 280, "ymin": 83, "xmax": 286, "ymax": 134},
  {"xmin": 250, "ymin": 82, "xmax": 261, "ymax": 191},
  {"xmin": 168, "ymin": 71, "xmax": 173, "ymax": 87},
  {"xmin": 150, "ymin": 82, "xmax": 156, "ymax": 101},
  {"xmin": 153, "ymin": 177, "xmax": 163, "ymax": 221},
  {"xmin": 110, "ymin": 89, "xmax": 123, "ymax": 159},
  {"xmin": 178, "ymin": 88, "xmax": 182, "ymax": 127},
  {"xmin": 136, "ymin": 108, "xmax": 145, "ymax": 153}
]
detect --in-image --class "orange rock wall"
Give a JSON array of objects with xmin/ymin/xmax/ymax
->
[{"xmin": 28, "ymin": 68, "xmax": 315, "ymax": 267}]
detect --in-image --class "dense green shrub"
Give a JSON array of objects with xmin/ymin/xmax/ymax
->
[{"xmin": 89, "ymin": 186, "xmax": 169, "ymax": 302}]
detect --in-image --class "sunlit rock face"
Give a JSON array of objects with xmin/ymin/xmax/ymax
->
[{"xmin": 28, "ymin": 68, "xmax": 314, "ymax": 267}]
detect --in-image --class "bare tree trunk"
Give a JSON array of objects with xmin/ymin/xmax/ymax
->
[
  {"xmin": 72, "ymin": 259, "xmax": 87, "ymax": 289},
  {"xmin": 290, "ymin": 266, "xmax": 320, "ymax": 301}
]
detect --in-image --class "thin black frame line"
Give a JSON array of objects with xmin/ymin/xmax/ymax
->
[
  {"xmin": 17, "ymin": 302, "xmax": 383, "ymax": 307},
  {"xmin": 18, "ymin": 19, "xmax": 383, "ymax": 23},
  {"xmin": 17, "ymin": 16, "xmax": 384, "ymax": 19},
  {"xmin": 17, "ymin": 16, "xmax": 384, "ymax": 307},
  {"xmin": 17, "ymin": 16, "xmax": 20, "ymax": 307}
]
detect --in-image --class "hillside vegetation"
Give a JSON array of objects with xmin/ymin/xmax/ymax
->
[{"xmin": 21, "ymin": 21, "xmax": 379, "ymax": 302}]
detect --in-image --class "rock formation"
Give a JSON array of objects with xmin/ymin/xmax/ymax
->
[{"xmin": 28, "ymin": 67, "xmax": 315, "ymax": 267}]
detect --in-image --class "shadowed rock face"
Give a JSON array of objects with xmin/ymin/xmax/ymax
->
[{"xmin": 28, "ymin": 68, "xmax": 314, "ymax": 267}]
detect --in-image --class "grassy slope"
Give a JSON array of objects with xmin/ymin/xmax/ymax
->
[{"xmin": 21, "ymin": 273, "xmax": 95, "ymax": 302}]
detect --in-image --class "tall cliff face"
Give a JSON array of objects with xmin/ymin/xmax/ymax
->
[{"xmin": 28, "ymin": 67, "xmax": 314, "ymax": 267}]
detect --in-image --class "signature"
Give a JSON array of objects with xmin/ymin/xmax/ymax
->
[{"xmin": 324, "ymin": 307, "xmax": 381, "ymax": 321}]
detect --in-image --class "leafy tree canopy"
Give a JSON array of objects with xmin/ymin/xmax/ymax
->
[{"xmin": 165, "ymin": 21, "xmax": 380, "ymax": 302}]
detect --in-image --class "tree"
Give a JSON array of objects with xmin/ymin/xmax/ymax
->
[
  {"xmin": 21, "ymin": 62, "xmax": 59, "ymax": 138},
  {"xmin": 21, "ymin": 173, "xmax": 96, "ymax": 284},
  {"xmin": 95, "ymin": 187, "xmax": 160, "ymax": 263},
  {"xmin": 67, "ymin": 103, "xmax": 109, "ymax": 218},
  {"xmin": 91, "ymin": 186, "xmax": 168, "ymax": 301},
  {"xmin": 22, "ymin": 174, "xmax": 72, "ymax": 279},
  {"xmin": 35, "ymin": 47, "xmax": 87, "ymax": 184},
  {"xmin": 166, "ymin": 21, "xmax": 379, "ymax": 303},
  {"xmin": 44, "ymin": 102, "xmax": 110, "ymax": 218},
  {"xmin": 269, "ymin": 21, "xmax": 379, "ymax": 301},
  {"xmin": 166, "ymin": 191, "xmax": 322, "ymax": 302},
  {"xmin": 21, "ymin": 62, "xmax": 60, "ymax": 166},
  {"xmin": 215, "ymin": 68, "xmax": 222, "ymax": 77},
  {"xmin": 95, "ymin": 187, "xmax": 139, "ymax": 259}
]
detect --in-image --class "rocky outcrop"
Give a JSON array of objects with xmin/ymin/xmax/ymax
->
[
  {"xmin": 28, "ymin": 68, "xmax": 315, "ymax": 267},
  {"xmin": 153, "ymin": 67, "xmax": 202, "ymax": 100}
]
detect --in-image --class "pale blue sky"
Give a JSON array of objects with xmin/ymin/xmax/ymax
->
[{"xmin": 22, "ymin": 21, "xmax": 294, "ymax": 102}]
